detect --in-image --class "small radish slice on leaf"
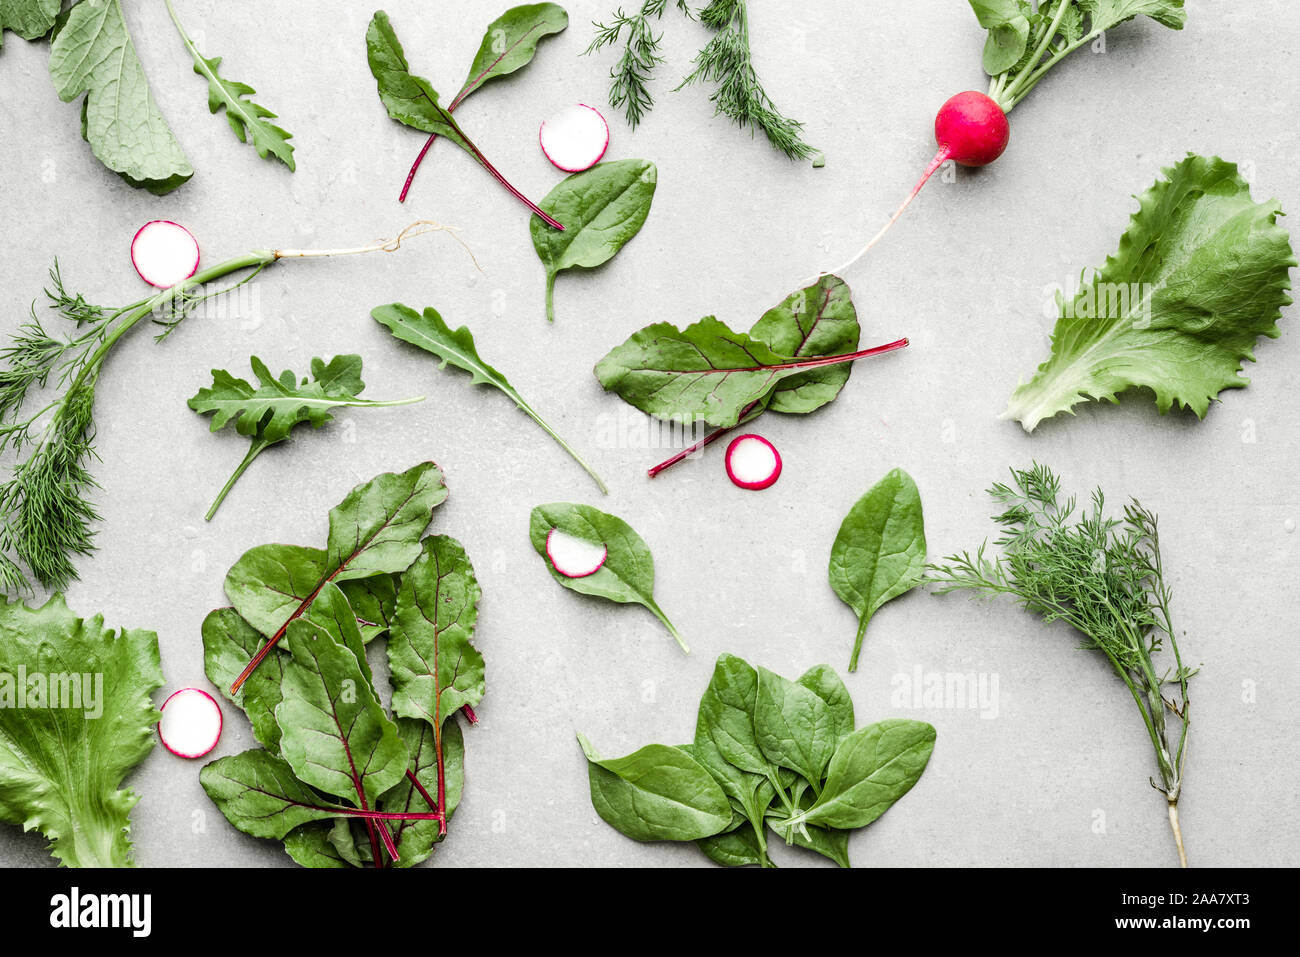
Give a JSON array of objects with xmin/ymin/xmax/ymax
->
[
  {"xmin": 131, "ymin": 220, "xmax": 200, "ymax": 288},
  {"xmin": 725, "ymin": 434, "xmax": 782, "ymax": 490},
  {"xmin": 158, "ymin": 687, "xmax": 223, "ymax": 759},
  {"xmin": 546, "ymin": 527, "xmax": 608, "ymax": 578},
  {"xmin": 539, "ymin": 104, "xmax": 609, "ymax": 172}
]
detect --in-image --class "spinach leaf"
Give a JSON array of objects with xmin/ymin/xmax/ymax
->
[
  {"xmin": 48, "ymin": 0, "xmax": 193, "ymax": 194},
  {"xmin": 164, "ymin": 0, "xmax": 295, "ymax": 170},
  {"xmin": 577, "ymin": 735, "xmax": 732, "ymax": 842},
  {"xmin": 753, "ymin": 666, "xmax": 836, "ymax": 789},
  {"xmin": 531, "ymin": 159, "xmax": 658, "ymax": 322},
  {"xmin": 797, "ymin": 663, "xmax": 855, "ymax": 742},
  {"xmin": 529, "ymin": 502, "xmax": 686, "ymax": 651},
  {"xmin": 373, "ymin": 303, "xmax": 607, "ymax": 493},
  {"xmin": 696, "ymin": 654, "xmax": 768, "ymax": 776},
  {"xmin": 596, "ymin": 315, "xmax": 907, "ymax": 428},
  {"xmin": 829, "ymin": 468, "xmax": 927, "ymax": 671},
  {"xmin": 696, "ymin": 826, "xmax": 768, "ymax": 867},
  {"xmin": 790, "ymin": 719, "xmax": 936, "ymax": 832},
  {"xmin": 189, "ymin": 354, "xmax": 422, "ymax": 520},
  {"xmin": 222, "ymin": 461, "xmax": 448, "ymax": 692}
]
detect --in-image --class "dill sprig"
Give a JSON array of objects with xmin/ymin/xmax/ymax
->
[
  {"xmin": 927, "ymin": 464, "xmax": 1193, "ymax": 867},
  {"xmin": 586, "ymin": 0, "xmax": 685, "ymax": 128},
  {"xmin": 678, "ymin": 0, "xmax": 816, "ymax": 161}
]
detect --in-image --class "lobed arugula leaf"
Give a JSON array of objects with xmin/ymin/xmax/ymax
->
[
  {"xmin": 1004, "ymin": 155, "xmax": 1294, "ymax": 432},
  {"xmin": 164, "ymin": 0, "xmax": 295, "ymax": 170},
  {"xmin": 48, "ymin": 0, "xmax": 193, "ymax": 194},
  {"xmin": 529, "ymin": 502, "xmax": 686, "ymax": 652},
  {"xmin": 0, "ymin": 0, "xmax": 58, "ymax": 48},
  {"xmin": 531, "ymin": 159, "xmax": 658, "ymax": 322},
  {"xmin": 372, "ymin": 303, "xmax": 608, "ymax": 493},
  {"xmin": 829, "ymin": 468, "xmax": 927, "ymax": 671},
  {"xmin": 189, "ymin": 354, "xmax": 423, "ymax": 520},
  {"xmin": 0, "ymin": 594, "xmax": 163, "ymax": 867}
]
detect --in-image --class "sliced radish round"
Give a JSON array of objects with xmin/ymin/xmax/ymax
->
[
  {"xmin": 546, "ymin": 527, "xmax": 608, "ymax": 578},
  {"xmin": 725, "ymin": 434, "xmax": 783, "ymax": 490},
  {"xmin": 131, "ymin": 220, "xmax": 200, "ymax": 288},
  {"xmin": 539, "ymin": 104, "xmax": 609, "ymax": 173},
  {"xmin": 158, "ymin": 687, "xmax": 223, "ymax": 759}
]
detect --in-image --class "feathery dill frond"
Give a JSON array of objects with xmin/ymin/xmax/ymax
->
[
  {"xmin": 587, "ymin": 1, "xmax": 677, "ymax": 128},
  {"xmin": 678, "ymin": 0, "xmax": 816, "ymax": 161}
]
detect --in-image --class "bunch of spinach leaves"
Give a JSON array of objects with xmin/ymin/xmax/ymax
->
[
  {"xmin": 200, "ymin": 462, "xmax": 485, "ymax": 868},
  {"xmin": 579, "ymin": 653, "xmax": 935, "ymax": 867}
]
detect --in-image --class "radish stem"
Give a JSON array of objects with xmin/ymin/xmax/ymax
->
[{"xmin": 820, "ymin": 147, "xmax": 951, "ymax": 282}]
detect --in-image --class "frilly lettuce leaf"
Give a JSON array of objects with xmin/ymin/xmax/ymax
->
[{"xmin": 1005, "ymin": 154, "xmax": 1294, "ymax": 432}]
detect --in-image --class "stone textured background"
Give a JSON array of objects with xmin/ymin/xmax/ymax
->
[{"xmin": 0, "ymin": 0, "xmax": 1295, "ymax": 867}]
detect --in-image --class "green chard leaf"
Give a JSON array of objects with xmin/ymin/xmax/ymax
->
[
  {"xmin": 1005, "ymin": 155, "xmax": 1294, "ymax": 432},
  {"xmin": 222, "ymin": 462, "xmax": 448, "ymax": 695},
  {"xmin": 456, "ymin": 3, "xmax": 568, "ymax": 100},
  {"xmin": 163, "ymin": 0, "xmax": 295, "ymax": 170},
  {"xmin": 788, "ymin": 719, "xmax": 936, "ymax": 832},
  {"xmin": 48, "ymin": 0, "xmax": 193, "ymax": 194},
  {"xmin": 595, "ymin": 315, "xmax": 906, "ymax": 428},
  {"xmin": 829, "ymin": 468, "xmax": 927, "ymax": 671},
  {"xmin": 531, "ymin": 159, "xmax": 658, "ymax": 322},
  {"xmin": 378, "ymin": 717, "xmax": 465, "ymax": 868},
  {"xmin": 388, "ymin": 535, "xmax": 485, "ymax": 732},
  {"xmin": 189, "ymin": 354, "xmax": 422, "ymax": 520},
  {"xmin": 529, "ymin": 502, "xmax": 686, "ymax": 652},
  {"xmin": 748, "ymin": 274, "xmax": 862, "ymax": 414},
  {"xmin": 199, "ymin": 749, "xmax": 359, "ymax": 841},
  {"xmin": 202, "ymin": 606, "xmax": 286, "ymax": 752},
  {"xmin": 372, "ymin": 303, "xmax": 607, "ymax": 493},
  {"xmin": 0, "ymin": 594, "xmax": 163, "ymax": 867},
  {"xmin": 577, "ymin": 735, "xmax": 732, "ymax": 843},
  {"xmin": 0, "ymin": 0, "xmax": 58, "ymax": 47}
]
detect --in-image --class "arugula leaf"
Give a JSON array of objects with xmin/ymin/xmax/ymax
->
[
  {"xmin": 163, "ymin": 0, "xmax": 296, "ymax": 170},
  {"xmin": 0, "ymin": 594, "xmax": 163, "ymax": 867},
  {"xmin": 223, "ymin": 462, "xmax": 448, "ymax": 693},
  {"xmin": 829, "ymin": 468, "xmax": 927, "ymax": 671},
  {"xmin": 531, "ymin": 159, "xmax": 658, "ymax": 322},
  {"xmin": 367, "ymin": 10, "xmax": 560, "ymax": 226},
  {"xmin": 529, "ymin": 502, "xmax": 686, "ymax": 652},
  {"xmin": 398, "ymin": 4, "xmax": 567, "ymax": 202},
  {"xmin": 372, "ymin": 303, "xmax": 608, "ymax": 493},
  {"xmin": 787, "ymin": 719, "xmax": 936, "ymax": 832},
  {"xmin": 189, "ymin": 354, "xmax": 423, "ymax": 520},
  {"xmin": 1004, "ymin": 155, "xmax": 1295, "ymax": 432},
  {"xmin": 577, "ymin": 735, "xmax": 733, "ymax": 842},
  {"xmin": 48, "ymin": 0, "xmax": 193, "ymax": 194},
  {"xmin": 595, "ymin": 315, "xmax": 907, "ymax": 428},
  {"xmin": 0, "ymin": 0, "xmax": 58, "ymax": 48}
]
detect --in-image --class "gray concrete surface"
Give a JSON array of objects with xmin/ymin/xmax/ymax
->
[{"xmin": 0, "ymin": 0, "xmax": 1296, "ymax": 868}]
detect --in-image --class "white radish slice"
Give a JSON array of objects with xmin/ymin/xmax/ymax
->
[
  {"xmin": 158, "ymin": 687, "xmax": 223, "ymax": 759},
  {"xmin": 131, "ymin": 220, "xmax": 200, "ymax": 288},
  {"xmin": 546, "ymin": 527, "xmax": 608, "ymax": 578},
  {"xmin": 725, "ymin": 434, "xmax": 782, "ymax": 490},
  {"xmin": 539, "ymin": 104, "xmax": 609, "ymax": 173}
]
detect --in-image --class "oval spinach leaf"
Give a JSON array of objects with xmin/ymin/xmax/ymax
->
[
  {"xmin": 753, "ymin": 666, "xmax": 836, "ymax": 789},
  {"xmin": 577, "ymin": 735, "xmax": 731, "ymax": 842},
  {"xmin": 530, "ymin": 158, "xmax": 657, "ymax": 322},
  {"xmin": 529, "ymin": 502, "xmax": 686, "ymax": 651},
  {"xmin": 829, "ymin": 468, "xmax": 927, "ymax": 671}
]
